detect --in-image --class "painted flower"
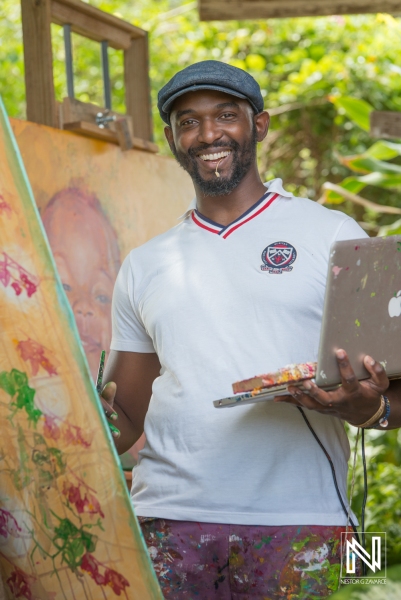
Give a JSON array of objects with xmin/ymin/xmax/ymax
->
[
  {"xmin": 62, "ymin": 482, "xmax": 105, "ymax": 519},
  {"xmin": 43, "ymin": 415, "xmax": 61, "ymax": 441},
  {"xmin": 80, "ymin": 553, "xmax": 129, "ymax": 596},
  {"xmin": 6, "ymin": 567, "xmax": 35, "ymax": 600},
  {"xmin": 0, "ymin": 508, "xmax": 22, "ymax": 538}
]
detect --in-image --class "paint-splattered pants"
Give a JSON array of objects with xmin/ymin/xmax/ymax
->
[{"xmin": 140, "ymin": 519, "xmax": 347, "ymax": 599}]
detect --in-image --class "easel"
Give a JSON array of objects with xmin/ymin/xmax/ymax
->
[{"xmin": 21, "ymin": 0, "xmax": 158, "ymax": 152}]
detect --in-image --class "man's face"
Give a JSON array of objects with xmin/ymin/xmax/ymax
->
[
  {"xmin": 43, "ymin": 194, "xmax": 119, "ymax": 380},
  {"xmin": 166, "ymin": 90, "xmax": 260, "ymax": 196}
]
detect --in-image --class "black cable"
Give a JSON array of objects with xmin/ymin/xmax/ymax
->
[
  {"xmin": 296, "ymin": 407, "xmax": 361, "ymax": 545},
  {"xmin": 361, "ymin": 428, "xmax": 368, "ymax": 576}
]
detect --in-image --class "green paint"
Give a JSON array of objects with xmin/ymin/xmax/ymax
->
[
  {"xmin": 53, "ymin": 518, "xmax": 97, "ymax": 571},
  {"xmin": 292, "ymin": 536, "xmax": 311, "ymax": 552},
  {"xmin": 355, "ymin": 319, "xmax": 361, "ymax": 327},
  {"xmin": 385, "ymin": 265, "xmax": 389, "ymax": 270},
  {"xmin": 356, "ymin": 287, "xmax": 360, "ymax": 292},
  {"xmin": 108, "ymin": 422, "xmax": 120, "ymax": 437},
  {"xmin": 370, "ymin": 292, "xmax": 376, "ymax": 297},
  {"xmin": 1, "ymin": 368, "xmax": 43, "ymax": 425},
  {"xmin": 253, "ymin": 535, "xmax": 272, "ymax": 549}
]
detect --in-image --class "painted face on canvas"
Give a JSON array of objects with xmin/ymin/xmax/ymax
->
[{"xmin": 42, "ymin": 188, "xmax": 120, "ymax": 380}]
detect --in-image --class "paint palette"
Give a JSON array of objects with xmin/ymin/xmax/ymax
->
[{"xmin": 214, "ymin": 363, "xmax": 316, "ymax": 409}]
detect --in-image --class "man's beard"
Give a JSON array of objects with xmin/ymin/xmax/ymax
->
[{"xmin": 170, "ymin": 128, "xmax": 258, "ymax": 196}]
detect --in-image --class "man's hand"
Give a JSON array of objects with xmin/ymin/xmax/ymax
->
[
  {"xmin": 99, "ymin": 381, "xmax": 121, "ymax": 439},
  {"xmin": 274, "ymin": 349, "xmax": 390, "ymax": 427}
]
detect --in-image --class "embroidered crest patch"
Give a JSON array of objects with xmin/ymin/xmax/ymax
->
[{"xmin": 261, "ymin": 241, "xmax": 297, "ymax": 274}]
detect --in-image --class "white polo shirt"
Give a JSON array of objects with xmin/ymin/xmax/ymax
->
[{"xmin": 111, "ymin": 178, "xmax": 366, "ymax": 526}]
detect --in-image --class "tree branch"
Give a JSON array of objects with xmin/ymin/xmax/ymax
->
[{"xmin": 318, "ymin": 182, "xmax": 401, "ymax": 215}]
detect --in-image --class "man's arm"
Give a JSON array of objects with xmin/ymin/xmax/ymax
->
[{"xmin": 100, "ymin": 350, "xmax": 161, "ymax": 455}]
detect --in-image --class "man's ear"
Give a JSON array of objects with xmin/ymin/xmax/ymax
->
[
  {"xmin": 254, "ymin": 111, "xmax": 270, "ymax": 142},
  {"xmin": 164, "ymin": 126, "xmax": 175, "ymax": 153}
]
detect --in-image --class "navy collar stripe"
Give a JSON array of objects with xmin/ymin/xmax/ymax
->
[
  {"xmin": 192, "ymin": 191, "xmax": 279, "ymax": 238},
  {"xmin": 222, "ymin": 193, "xmax": 279, "ymax": 239}
]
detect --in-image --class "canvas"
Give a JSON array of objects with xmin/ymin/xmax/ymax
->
[
  {"xmin": 11, "ymin": 118, "xmax": 193, "ymax": 462},
  {"xmin": 0, "ymin": 98, "xmax": 162, "ymax": 598}
]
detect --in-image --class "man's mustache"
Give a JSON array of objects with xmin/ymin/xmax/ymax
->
[{"xmin": 187, "ymin": 140, "xmax": 240, "ymax": 158}]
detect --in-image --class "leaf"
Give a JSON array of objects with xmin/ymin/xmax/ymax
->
[
  {"xmin": 378, "ymin": 218, "xmax": 401, "ymax": 237},
  {"xmin": 330, "ymin": 96, "xmax": 374, "ymax": 131},
  {"xmin": 339, "ymin": 155, "xmax": 401, "ymax": 175},
  {"xmin": 364, "ymin": 140, "xmax": 401, "ymax": 160},
  {"xmin": 323, "ymin": 177, "xmax": 366, "ymax": 203}
]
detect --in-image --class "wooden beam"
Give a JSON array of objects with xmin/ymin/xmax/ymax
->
[
  {"xmin": 63, "ymin": 121, "xmax": 159, "ymax": 152},
  {"xmin": 51, "ymin": 0, "xmax": 145, "ymax": 50},
  {"xmin": 199, "ymin": 0, "xmax": 401, "ymax": 20},
  {"xmin": 21, "ymin": 0, "xmax": 57, "ymax": 127},
  {"xmin": 124, "ymin": 35, "xmax": 153, "ymax": 142},
  {"xmin": 370, "ymin": 111, "xmax": 401, "ymax": 140}
]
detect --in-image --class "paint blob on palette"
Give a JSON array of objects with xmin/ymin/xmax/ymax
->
[
  {"xmin": 232, "ymin": 362, "xmax": 317, "ymax": 394},
  {"xmin": 0, "ymin": 97, "xmax": 162, "ymax": 598}
]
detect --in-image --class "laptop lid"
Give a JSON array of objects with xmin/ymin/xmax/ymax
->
[{"xmin": 315, "ymin": 234, "xmax": 401, "ymax": 387}]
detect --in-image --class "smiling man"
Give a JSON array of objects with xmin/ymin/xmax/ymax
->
[{"xmin": 101, "ymin": 61, "xmax": 401, "ymax": 599}]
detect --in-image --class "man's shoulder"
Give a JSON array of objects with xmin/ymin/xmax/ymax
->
[{"xmin": 270, "ymin": 179, "xmax": 360, "ymax": 231}]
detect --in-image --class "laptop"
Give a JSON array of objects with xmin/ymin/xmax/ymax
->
[{"xmin": 214, "ymin": 235, "xmax": 401, "ymax": 409}]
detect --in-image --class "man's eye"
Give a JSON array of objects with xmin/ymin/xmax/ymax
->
[
  {"xmin": 181, "ymin": 119, "xmax": 196, "ymax": 126},
  {"xmin": 221, "ymin": 113, "xmax": 235, "ymax": 119},
  {"xmin": 62, "ymin": 283, "xmax": 72, "ymax": 292}
]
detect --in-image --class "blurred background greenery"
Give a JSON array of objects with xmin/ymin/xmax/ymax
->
[{"xmin": 1, "ymin": 0, "xmax": 401, "ymax": 569}]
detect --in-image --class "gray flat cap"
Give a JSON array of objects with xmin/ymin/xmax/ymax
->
[{"xmin": 158, "ymin": 60, "xmax": 264, "ymax": 124}]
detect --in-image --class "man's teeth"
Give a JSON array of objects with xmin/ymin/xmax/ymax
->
[{"xmin": 199, "ymin": 151, "xmax": 231, "ymax": 161}]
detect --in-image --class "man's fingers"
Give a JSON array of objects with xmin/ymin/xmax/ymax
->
[
  {"xmin": 101, "ymin": 381, "xmax": 117, "ymax": 404},
  {"xmin": 100, "ymin": 381, "xmax": 118, "ymax": 420},
  {"xmin": 336, "ymin": 349, "xmax": 359, "ymax": 392},
  {"xmin": 363, "ymin": 355, "xmax": 389, "ymax": 390}
]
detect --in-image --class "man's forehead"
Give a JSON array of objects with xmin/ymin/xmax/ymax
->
[{"xmin": 170, "ymin": 89, "xmax": 251, "ymax": 118}]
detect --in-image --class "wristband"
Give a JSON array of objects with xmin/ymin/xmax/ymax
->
[{"xmin": 355, "ymin": 396, "xmax": 385, "ymax": 429}]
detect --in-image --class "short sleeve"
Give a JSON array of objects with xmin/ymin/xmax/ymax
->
[
  {"xmin": 110, "ymin": 254, "xmax": 155, "ymax": 353},
  {"xmin": 334, "ymin": 216, "xmax": 369, "ymax": 242}
]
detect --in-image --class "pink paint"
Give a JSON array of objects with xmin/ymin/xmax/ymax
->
[
  {"xmin": 6, "ymin": 567, "xmax": 35, "ymax": 600},
  {"xmin": 0, "ymin": 509, "xmax": 23, "ymax": 539},
  {"xmin": 80, "ymin": 553, "xmax": 130, "ymax": 595},
  {"xmin": 355, "ymin": 245, "xmax": 360, "ymax": 250},
  {"xmin": 62, "ymin": 481, "xmax": 105, "ymax": 518},
  {"xmin": 0, "ymin": 195, "xmax": 12, "ymax": 218},
  {"xmin": 0, "ymin": 252, "xmax": 39, "ymax": 298},
  {"xmin": 16, "ymin": 338, "xmax": 57, "ymax": 376},
  {"xmin": 332, "ymin": 266, "xmax": 343, "ymax": 278},
  {"xmin": 43, "ymin": 415, "xmax": 61, "ymax": 441}
]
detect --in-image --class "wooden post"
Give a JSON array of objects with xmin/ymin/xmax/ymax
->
[
  {"xmin": 124, "ymin": 34, "xmax": 153, "ymax": 142},
  {"xmin": 370, "ymin": 111, "xmax": 401, "ymax": 140},
  {"xmin": 21, "ymin": 0, "xmax": 57, "ymax": 127}
]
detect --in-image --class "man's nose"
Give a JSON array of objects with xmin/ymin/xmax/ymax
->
[{"xmin": 197, "ymin": 118, "xmax": 223, "ymax": 145}]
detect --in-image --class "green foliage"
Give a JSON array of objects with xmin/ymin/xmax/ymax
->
[
  {"xmin": 330, "ymin": 96, "xmax": 373, "ymax": 132},
  {"xmin": 3, "ymin": 1, "xmax": 401, "ymax": 206},
  {"xmin": 321, "ymin": 95, "xmax": 401, "ymax": 231},
  {"xmin": 348, "ymin": 428, "xmax": 401, "ymax": 567}
]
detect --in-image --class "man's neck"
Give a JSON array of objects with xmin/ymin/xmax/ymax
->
[{"xmin": 194, "ymin": 167, "xmax": 267, "ymax": 226}]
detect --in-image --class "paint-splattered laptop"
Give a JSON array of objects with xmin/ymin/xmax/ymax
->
[{"xmin": 214, "ymin": 235, "xmax": 401, "ymax": 409}]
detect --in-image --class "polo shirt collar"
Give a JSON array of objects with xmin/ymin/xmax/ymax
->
[{"xmin": 177, "ymin": 178, "xmax": 292, "ymax": 221}]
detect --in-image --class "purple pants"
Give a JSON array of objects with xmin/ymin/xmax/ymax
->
[{"xmin": 140, "ymin": 519, "xmax": 349, "ymax": 599}]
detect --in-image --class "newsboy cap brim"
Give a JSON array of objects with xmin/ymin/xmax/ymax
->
[{"xmin": 162, "ymin": 85, "xmax": 259, "ymax": 124}]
